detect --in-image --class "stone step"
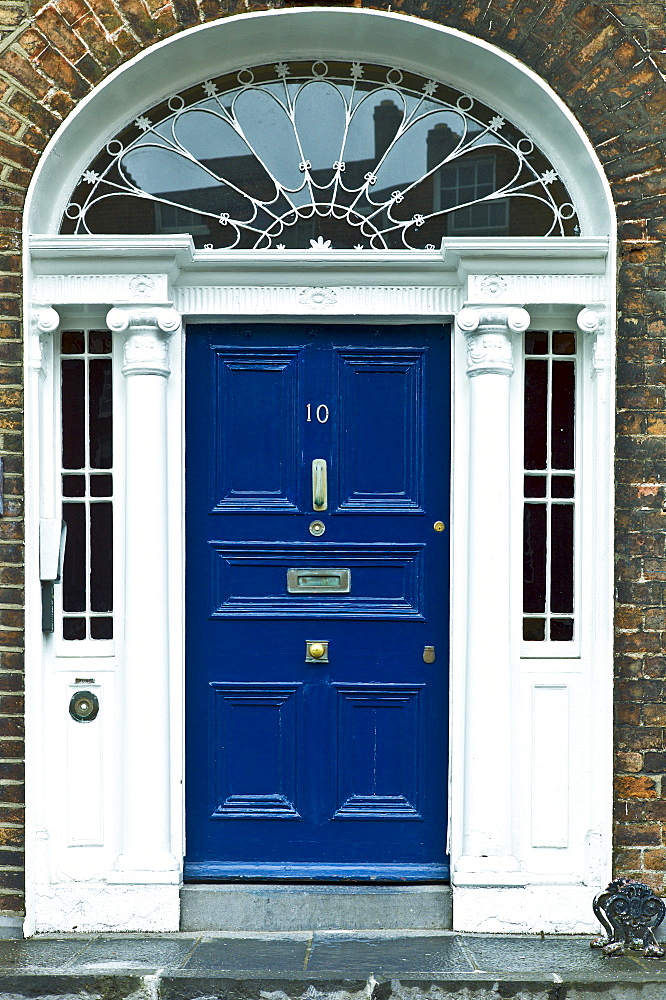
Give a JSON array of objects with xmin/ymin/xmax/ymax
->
[
  {"xmin": 180, "ymin": 884, "xmax": 453, "ymax": 932},
  {"xmin": 1, "ymin": 932, "xmax": 665, "ymax": 1000}
]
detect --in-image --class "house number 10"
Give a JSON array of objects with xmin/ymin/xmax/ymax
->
[{"xmin": 306, "ymin": 404, "xmax": 330, "ymax": 424}]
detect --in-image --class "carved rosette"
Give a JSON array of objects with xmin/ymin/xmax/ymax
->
[
  {"xmin": 106, "ymin": 306, "xmax": 181, "ymax": 378},
  {"xmin": 30, "ymin": 306, "xmax": 60, "ymax": 375},
  {"xmin": 457, "ymin": 306, "xmax": 531, "ymax": 378}
]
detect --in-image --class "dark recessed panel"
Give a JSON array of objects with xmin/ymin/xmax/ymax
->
[
  {"xmin": 333, "ymin": 684, "xmax": 423, "ymax": 819},
  {"xmin": 336, "ymin": 350, "xmax": 425, "ymax": 512},
  {"xmin": 211, "ymin": 348, "xmax": 302, "ymax": 512},
  {"xmin": 209, "ymin": 543, "xmax": 425, "ymax": 619},
  {"xmin": 210, "ymin": 683, "xmax": 302, "ymax": 819}
]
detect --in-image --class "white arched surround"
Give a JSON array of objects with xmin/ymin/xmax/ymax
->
[{"xmin": 24, "ymin": 8, "xmax": 615, "ymax": 934}]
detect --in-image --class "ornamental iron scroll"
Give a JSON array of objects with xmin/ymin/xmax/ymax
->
[
  {"xmin": 591, "ymin": 879, "xmax": 665, "ymax": 958},
  {"xmin": 61, "ymin": 61, "xmax": 579, "ymax": 251}
]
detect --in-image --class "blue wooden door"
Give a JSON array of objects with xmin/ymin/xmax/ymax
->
[{"xmin": 184, "ymin": 324, "xmax": 450, "ymax": 880}]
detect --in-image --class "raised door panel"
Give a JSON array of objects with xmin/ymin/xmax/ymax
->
[
  {"xmin": 335, "ymin": 349, "xmax": 425, "ymax": 512},
  {"xmin": 211, "ymin": 348, "xmax": 302, "ymax": 512}
]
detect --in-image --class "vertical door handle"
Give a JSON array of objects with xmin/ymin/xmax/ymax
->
[{"xmin": 312, "ymin": 459, "xmax": 327, "ymax": 511}]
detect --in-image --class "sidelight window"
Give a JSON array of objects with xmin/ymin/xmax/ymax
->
[
  {"xmin": 523, "ymin": 329, "xmax": 576, "ymax": 642},
  {"xmin": 60, "ymin": 329, "xmax": 114, "ymax": 641}
]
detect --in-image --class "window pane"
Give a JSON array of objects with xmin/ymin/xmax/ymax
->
[
  {"xmin": 62, "ymin": 503, "xmax": 86, "ymax": 613},
  {"xmin": 523, "ymin": 618, "xmax": 546, "ymax": 641},
  {"xmin": 551, "ymin": 504, "xmax": 574, "ymax": 613},
  {"xmin": 90, "ymin": 475, "xmax": 113, "ymax": 497},
  {"xmin": 63, "ymin": 618, "xmax": 86, "ymax": 640},
  {"xmin": 552, "ymin": 475, "xmax": 574, "ymax": 498},
  {"xmin": 90, "ymin": 502, "xmax": 113, "ymax": 612},
  {"xmin": 550, "ymin": 618, "xmax": 574, "ymax": 640},
  {"xmin": 524, "ymin": 475, "xmax": 547, "ymax": 498},
  {"xmin": 524, "ymin": 359, "xmax": 548, "ymax": 470},
  {"xmin": 89, "ymin": 359, "xmax": 113, "ymax": 469},
  {"xmin": 88, "ymin": 330, "xmax": 112, "ymax": 354},
  {"xmin": 62, "ymin": 360, "xmax": 85, "ymax": 470},
  {"xmin": 551, "ymin": 360, "xmax": 575, "ymax": 469},
  {"xmin": 63, "ymin": 474, "xmax": 85, "ymax": 498},
  {"xmin": 525, "ymin": 331, "xmax": 548, "ymax": 355},
  {"xmin": 61, "ymin": 330, "xmax": 85, "ymax": 354},
  {"xmin": 552, "ymin": 331, "xmax": 576, "ymax": 355},
  {"xmin": 523, "ymin": 503, "xmax": 547, "ymax": 613},
  {"xmin": 90, "ymin": 617, "xmax": 113, "ymax": 640}
]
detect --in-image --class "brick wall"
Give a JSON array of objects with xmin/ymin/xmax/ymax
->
[{"xmin": 0, "ymin": 0, "xmax": 662, "ymax": 913}]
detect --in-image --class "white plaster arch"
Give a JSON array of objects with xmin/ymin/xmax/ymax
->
[{"xmin": 26, "ymin": 7, "xmax": 613, "ymax": 239}]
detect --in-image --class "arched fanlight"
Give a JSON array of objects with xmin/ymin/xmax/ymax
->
[{"xmin": 61, "ymin": 60, "xmax": 579, "ymax": 250}]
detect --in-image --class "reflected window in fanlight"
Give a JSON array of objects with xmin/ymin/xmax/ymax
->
[{"xmin": 60, "ymin": 61, "xmax": 580, "ymax": 251}]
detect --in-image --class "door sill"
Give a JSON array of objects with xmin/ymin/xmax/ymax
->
[{"xmin": 184, "ymin": 862, "xmax": 450, "ymax": 882}]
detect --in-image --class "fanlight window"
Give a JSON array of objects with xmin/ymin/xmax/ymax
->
[{"xmin": 61, "ymin": 61, "xmax": 579, "ymax": 250}]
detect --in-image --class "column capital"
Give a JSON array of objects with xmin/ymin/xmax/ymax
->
[
  {"xmin": 106, "ymin": 306, "xmax": 181, "ymax": 378},
  {"xmin": 30, "ymin": 306, "xmax": 60, "ymax": 375},
  {"xmin": 457, "ymin": 305, "xmax": 530, "ymax": 378},
  {"xmin": 577, "ymin": 304, "xmax": 608, "ymax": 377}
]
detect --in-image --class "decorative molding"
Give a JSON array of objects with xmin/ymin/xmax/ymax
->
[
  {"xmin": 32, "ymin": 273, "xmax": 170, "ymax": 304},
  {"xmin": 175, "ymin": 284, "xmax": 462, "ymax": 317},
  {"xmin": 30, "ymin": 306, "xmax": 60, "ymax": 375},
  {"xmin": 467, "ymin": 273, "xmax": 605, "ymax": 305},
  {"xmin": 107, "ymin": 306, "xmax": 181, "ymax": 378},
  {"xmin": 577, "ymin": 305, "xmax": 608, "ymax": 377},
  {"xmin": 457, "ymin": 306, "xmax": 530, "ymax": 378}
]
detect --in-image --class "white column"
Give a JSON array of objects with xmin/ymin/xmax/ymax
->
[
  {"xmin": 454, "ymin": 305, "xmax": 529, "ymax": 886},
  {"xmin": 107, "ymin": 305, "xmax": 181, "ymax": 880}
]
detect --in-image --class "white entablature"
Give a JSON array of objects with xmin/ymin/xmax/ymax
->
[{"xmin": 30, "ymin": 235, "xmax": 608, "ymax": 318}]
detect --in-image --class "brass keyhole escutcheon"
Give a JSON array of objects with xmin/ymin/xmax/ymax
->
[
  {"xmin": 309, "ymin": 520, "xmax": 325, "ymax": 537},
  {"xmin": 434, "ymin": 521, "xmax": 445, "ymax": 532},
  {"xmin": 306, "ymin": 640, "xmax": 329, "ymax": 663}
]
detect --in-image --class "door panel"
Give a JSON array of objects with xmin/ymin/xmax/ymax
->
[{"xmin": 185, "ymin": 324, "xmax": 450, "ymax": 881}]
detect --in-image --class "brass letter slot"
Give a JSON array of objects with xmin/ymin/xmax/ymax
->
[{"xmin": 287, "ymin": 567, "xmax": 351, "ymax": 594}]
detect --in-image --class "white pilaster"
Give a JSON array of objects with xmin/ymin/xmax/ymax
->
[
  {"xmin": 454, "ymin": 305, "xmax": 529, "ymax": 888},
  {"xmin": 106, "ymin": 305, "xmax": 181, "ymax": 891}
]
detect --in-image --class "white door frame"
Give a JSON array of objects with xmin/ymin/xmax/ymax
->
[{"xmin": 23, "ymin": 7, "xmax": 615, "ymax": 934}]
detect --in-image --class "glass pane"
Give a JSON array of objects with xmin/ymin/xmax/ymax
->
[
  {"xmin": 89, "ymin": 359, "xmax": 113, "ymax": 469},
  {"xmin": 551, "ymin": 359, "xmax": 575, "ymax": 469},
  {"xmin": 524, "ymin": 475, "xmax": 547, "ymax": 498},
  {"xmin": 553, "ymin": 331, "xmax": 576, "ymax": 355},
  {"xmin": 90, "ymin": 475, "xmax": 113, "ymax": 497},
  {"xmin": 550, "ymin": 618, "xmax": 574, "ymax": 640},
  {"xmin": 523, "ymin": 618, "xmax": 545, "ymax": 641},
  {"xmin": 61, "ymin": 330, "xmax": 85, "ymax": 354},
  {"xmin": 552, "ymin": 475, "xmax": 575, "ymax": 498},
  {"xmin": 62, "ymin": 503, "xmax": 86, "ymax": 613},
  {"xmin": 525, "ymin": 331, "xmax": 548, "ymax": 355},
  {"xmin": 523, "ymin": 503, "xmax": 547, "ymax": 613},
  {"xmin": 62, "ymin": 360, "xmax": 85, "ymax": 470},
  {"xmin": 90, "ymin": 502, "xmax": 113, "ymax": 613},
  {"xmin": 551, "ymin": 503, "xmax": 574, "ymax": 614},
  {"xmin": 89, "ymin": 330, "xmax": 112, "ymax": 354},
  {"xmin": 524, "ymin": 359, "xmax": 548, "ymax": 470},
  {"xmin": 63, "ymin": 618, "xmax": 86, "ymax": 640},
  {"xmin": 90, "ymin": 617, "xmax": 113, "ymax": 640},
  {"xmin": 62, "ymin": 474, "xmax": 85, "ymax": 498}
]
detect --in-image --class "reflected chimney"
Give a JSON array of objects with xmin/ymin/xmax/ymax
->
[
  {"xmin": 374, "ymin": 100, "xmax": 402, "ymax": 159},
  {"xmin": 427, "ymin": 122, "xmax": 459, "ymax": 170}
]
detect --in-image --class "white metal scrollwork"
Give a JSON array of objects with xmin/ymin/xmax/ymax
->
[{"xmin": 62, "ymin": 61, "xmax": 579, "ymax": 250}]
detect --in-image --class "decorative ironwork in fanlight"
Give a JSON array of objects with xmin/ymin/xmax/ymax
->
[{"xmin": 61, "ymin": 61, "xmax": 579, "ymax": 251}]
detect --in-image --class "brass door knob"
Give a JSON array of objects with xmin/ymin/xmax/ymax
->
[{"xmin": 309, "ymin": 642, "xmax": 325, "ymax": 658}]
